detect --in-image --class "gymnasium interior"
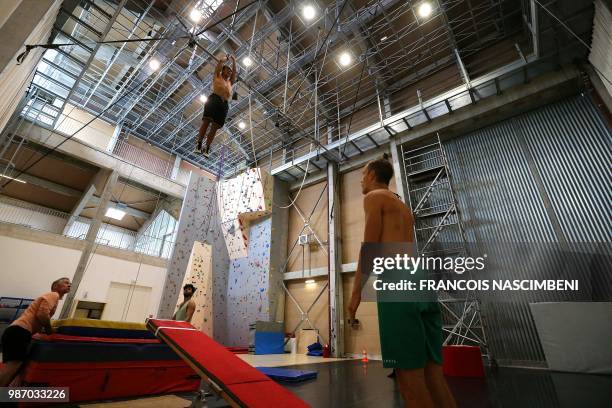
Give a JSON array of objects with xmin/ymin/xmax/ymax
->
[{"xmin": 0, "ymin": 0, "xmax": 610, "ymax": 406}]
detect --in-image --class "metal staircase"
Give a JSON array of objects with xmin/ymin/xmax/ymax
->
[{"xmin": 400, "ymin": 133, "xmax": 492, "ymax": 363}]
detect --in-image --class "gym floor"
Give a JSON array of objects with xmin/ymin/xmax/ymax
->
[{"xmin": 73, "ymin": 359, "xmax": 612, "ymax": 408}]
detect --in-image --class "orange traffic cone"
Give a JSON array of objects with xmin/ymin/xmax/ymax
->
[{"xmin": 361, "ymin": 348, "xmax": 369, "ymax": 363}]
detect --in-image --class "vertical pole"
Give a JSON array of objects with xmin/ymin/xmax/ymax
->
[
  {"xmin": 327, "ymin": 163, "xmax": 344, "ymax": 357},
  {"xmin": 389, "ymin": 139, "xmax": 406, "ymax": 202},
  {"xmin": 60, "ymin": 170, "xmax": 119, "ymax": 318}
]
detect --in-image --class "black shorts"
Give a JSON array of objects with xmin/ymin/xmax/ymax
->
[
  {"xmin": 1, "ymin": 325, "xmax": 32, "ymax": 363},
  {"xmin": 203, "ymin": 93, "xmax": 229, "ymax": 126}
]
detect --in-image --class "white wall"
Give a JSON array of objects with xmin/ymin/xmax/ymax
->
[{"xmin": 0, "ymin": 235, "xmax": 166, "ymax": 320}]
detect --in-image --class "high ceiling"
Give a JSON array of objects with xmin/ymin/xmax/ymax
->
[{"xmin": 25, "ymin": 0, "xmax": 594, "ymax": 177}]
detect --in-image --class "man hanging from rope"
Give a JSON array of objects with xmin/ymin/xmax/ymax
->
[{"xmin": 195, "ymin": 54, "xmax": 236, "ymax": 157}]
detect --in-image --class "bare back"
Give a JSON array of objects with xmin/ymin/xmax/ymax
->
[{"xmin": 365, "ymin": 189, "xmax": 414, "ymax": 243}]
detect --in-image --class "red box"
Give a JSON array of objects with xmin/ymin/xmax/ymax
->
[{"xmin": 442, "ymin": 345, "xmax": 485, "ymax": 377}]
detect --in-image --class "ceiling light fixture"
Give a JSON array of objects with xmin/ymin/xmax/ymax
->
[
  {"xmin": 149, "ymin": 58, "xmax": 161, "ymax": 71},
  {"xmin": 242, "ymin": 56, "xmax": 253, "ymax": 67},
  {"xmin": 199, "ymin": 94, "xmax": 208, "ymax": 103},
  {"xmin": 338, "ymin": 52, "xmax": 352, "ymax": 67},
  {"xmin": 302, "ymin": 5, "xmax": 316, "ymax": 21},
  {"xmin": 189, "ymin": 8, "xmax": 202, "ymax": 23},
  {"xmin": 105, "ymin": 207, "xmax": 126, "ymax": 220},
  {"xmin": 0, "ymin": 174, "xmax": 26, "ymax": 184},
  {"xmin": 305, "ymin": 279, "xmax": 315, "ymax": 284},
  {"xmin": 418, "ymin": 2, "xmax": 433, "ymax": 18},
  {"xmin": 238, "ymin": 121, "xmax": 246, "ymax": 129}
]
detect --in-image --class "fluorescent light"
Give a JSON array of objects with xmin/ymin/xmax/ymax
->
[
  {"xmin": 418, "ymin": 2, "xmax": 433, "ymax": 18},
  {"xmin": 189, "ymin": 8, "xmax": 202, "ymax": 22},
  {"xmin": 238, "ymin": 121, "xmax": 246, "ymax": 129},
  {"xmin": 149, "ymin": 58, "xmax": 161, "ymax": 71},
  {"xmin": 380, "ymin": 36, "xmax": 388, "ymax": 42},
  {"xmin": 0, "ymin": 174, "xmax": 26, "ymax": 184},
  {"xmin": 199, "ymin": 94, "xmax": 208, "ymax": 103},
  {"xmin": 305, "ymin": 279, "xmax": 315, "ymax": 284},
  {"xmin": 338, "ymin": 52, "xmax": 352, "ymax": 67},
  {"xmin": 242, "ymin": 56, "xmax": 253, "ymax": 67},
  {"xmin": 302, "ymin": 5, "xmax": 316, "ymax": 20},
  {"xmin": 105, "ymin": 207, "xmax": 126, "ymax": 220}
]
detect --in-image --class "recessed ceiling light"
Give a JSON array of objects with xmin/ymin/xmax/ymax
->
[
  {"xmin": 338, "ymin": 51, "xmax": 352, "ymax": 67},
  {"xmin": 105, "ymin": 207, "xmax": 126, "ymax": 220},
  {"xmin": 305, "ymin": 279, "xmax": 315, "ymax": 284},
  {"xmin": 418, "ymin": 2, "xmax": 433, "ymax": 18},
  {"xmin": 238, "ymin": 121, "xmax": 246, "ymax": 129},
  {"xmin": 302, "ymin": 5, "xmax": 316, "ymax": 21},
  {"xmin": 199, "ymin": 94, "xmax": 208, "ymax": 103},
  {"xmin": 149, "ymin": 58, "xmax": 161, "ymax": 71},
  {"xmin": 242, "ymin": 56, "xmax": 253, "ymax": 67},
  {"xmin": 189, "ymin": 8, "xmax": 202, "ymax": 23}
]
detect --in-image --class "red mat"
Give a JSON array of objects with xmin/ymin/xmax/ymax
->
[
  {"xmin": 22, "ymin": 360, "xmax": 199, "ymax": 402},
  {"xmin": 147, "ymin": 319, "xmax": 309, "ymax": 408},
  {"xmin": 33, "ymin": 333, "xmax": 161, "ymax": 344}
]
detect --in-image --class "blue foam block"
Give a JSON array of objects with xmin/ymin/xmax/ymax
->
[
  {"xmin": 254, "ymin": 331, "xmax": 284, "ymax": 354},
  {"xmin": 256, "ymin": 367, "xmax": 318, "ymax": 382}
]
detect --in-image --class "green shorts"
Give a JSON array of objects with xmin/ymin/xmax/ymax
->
[{"xmin": 375, "ymin": 268, "xmax": 443, "ymax": 369}]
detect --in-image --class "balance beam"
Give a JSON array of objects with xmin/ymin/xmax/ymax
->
[{"xmin": 146, "ymin": 319, "xmax": 310, "ymax": 408}]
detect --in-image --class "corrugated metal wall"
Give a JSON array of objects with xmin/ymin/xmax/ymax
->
[{"xmin": 443, "ymin": 95, "xmax": 611, "ymax": 365}]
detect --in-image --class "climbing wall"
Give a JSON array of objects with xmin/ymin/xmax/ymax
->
[
  {"xmin": 158, "ymin": 173, "xmax": 230, "ymax": 344},
  {"xmin": 218, "ymin": 168, "xmax": 273, "ymax": 259},
  {"xmin": 226, "ymin": 217, "xmax": 272, "ymax": 346},
  {"xmin": 177, "ymin": 241, "xmax": 213, "ymax": 336}
]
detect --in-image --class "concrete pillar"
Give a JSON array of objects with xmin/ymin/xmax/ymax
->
[
  {"xmin": 170, "ymin": 155, "xmax": 181, "ymax": 180},
  {"xmin": 327, "ymin": 163, "xmax": 344, "ymax": 357},
  {"xmin": 389, "ymin": 138, "xmax": 407, "ymax": 202},
  {"xmin": 106, "ymin": 122, "xmax": 122, "ymax": 153},
  {"xmin": 59, "ymin": 169, "xmax": 119, "ymax": 318},
  {"xmin": 269, "ymin": 177, "xmax": 289, "ymax": 322}
]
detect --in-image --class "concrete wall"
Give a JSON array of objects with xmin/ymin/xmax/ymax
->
[
  {"xmin": 0, "ymin": 0, "xmax": 61, "ymax": 132},
  {"xmin": 0, "ymin": 228, "xmax": 167, "ymax": 321}
]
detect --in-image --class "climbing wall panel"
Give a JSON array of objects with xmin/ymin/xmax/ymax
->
[
  {"xmin": 226, "ymin": 218, "xmax": 272, "ymax": 346},
  {"xmin": 218, "ymin": 168, "xmax": 273, "ymax": 259},
  {"xmin": 158, "ymin": 173, "xmax": 230, "ymax": 343}
]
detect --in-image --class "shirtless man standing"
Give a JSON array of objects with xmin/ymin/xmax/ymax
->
[
  {"xmin": 348, "ymin": 154, "xmax": 456, "ymax": 408},
  {"xmin": 195, "ymin": 54, "xmax": 237, "ymax": 157}
]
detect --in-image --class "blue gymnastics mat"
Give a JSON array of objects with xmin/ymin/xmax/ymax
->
[{"xmin": 256, "ymin": 367, "xmax": 318, "ymax": 382}]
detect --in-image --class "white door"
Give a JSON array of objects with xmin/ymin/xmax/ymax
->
[{"xmin": 102, "ymin": 282, "xmax": 152, "ymax": 323}]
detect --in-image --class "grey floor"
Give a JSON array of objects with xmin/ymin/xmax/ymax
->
[{"xmin": 280, "ymin": 360, "xmax": 612, "ymax": 408}]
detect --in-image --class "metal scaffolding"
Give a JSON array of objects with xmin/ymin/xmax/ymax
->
[
  {"xmin": 8, "ymin": 0, "xmax": 545, "ymax": 177},
  {"xmin": 400, "ymin": 133, "xmax": 491, "ymax": 362}
]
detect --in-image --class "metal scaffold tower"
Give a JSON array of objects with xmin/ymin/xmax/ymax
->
[{"xmin": 400, "ymin": 133, "xmax": 492, "ymax": 364}]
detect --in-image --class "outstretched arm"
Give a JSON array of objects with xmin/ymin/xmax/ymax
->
[
  {"xmin": 214, "ymin": 55, "xmax": 227, "ymax": 77},
  {"xmin": 230, "ymin": 55, "xmax": 237, "ymax": 83}
]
